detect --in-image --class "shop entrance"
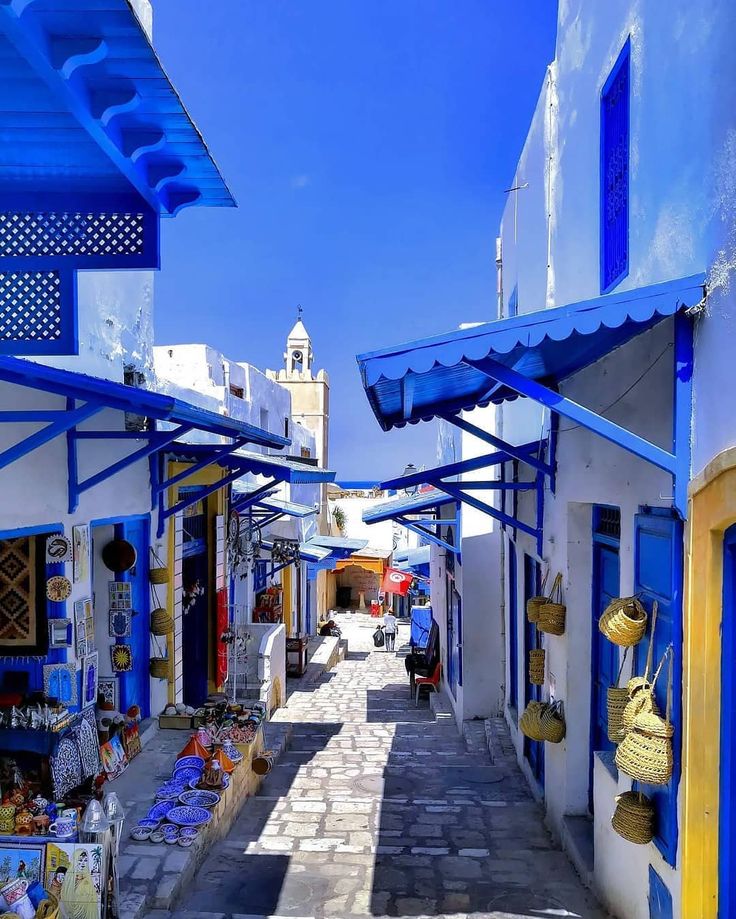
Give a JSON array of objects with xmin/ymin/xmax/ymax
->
[
  {"xmin": 181, "ymin": 494, "xmax": 209, "ymax": 706},
  {"xmin": 116, "ymin": 517, "xmax": 150, "ymax": 718},
  {"xmin": 720, "ymin": 523, "xmax": 736, "ymax": 917}
]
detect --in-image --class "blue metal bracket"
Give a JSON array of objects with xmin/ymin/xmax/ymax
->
[
  {"xmin": 438, "ymin": 481, "xmax": 543, "ymax": 555},
  {"xmin": 153, "ymin": 439, "xmax": 248, "ymax": 499},
  {"xmin": 158, "ymin": 466, "xmax": 246, "ymax": 538},
  {"xmin": 673, "ymin": 313, "xmax": 694, "ymax": 518},
  {"xmin": 231, "ymin": 480, "xmax": 281, "ymax": 515},
  {"xmin": 441, "ymin": 414, "xmax": 554, "ymax": 478},
  {"xmin": 0, "ymin": 401, "xmax": 103, "ymax": 472}
]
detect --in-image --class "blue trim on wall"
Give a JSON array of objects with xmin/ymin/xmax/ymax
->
[
  {"xmin": 507, "ymin": 540, "xmax": 518, "ymax": 712},
  {"xmin": 719, "ymin": 523, "xmax": 736, "ymax": 917},
  {"xmin": 648, "ymin": 865, "xmax": 673, "ymax": 919}
]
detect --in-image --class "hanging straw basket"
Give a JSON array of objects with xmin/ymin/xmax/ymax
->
[
  {"xmin": 540, "ymin": 700, "xmax": 566, "ymax": 743},
  {"xmin": 538, "ymin": 573, "xmax": 566, "ymax": 636},
  {"xmin": 622, "ymin": 689, "xmax": 659, "ymax": 733},
  {"xmin": 611, "ymin": 791, "xmax": 655, "ymax": 844},
  {"xmin": 607, "ymin": 649, "xmax": 629, "ymax": 743},
  {"xmin": 616, "ymin": 648, "xmax": 674, "ymax": 785},
  {"xmin": 150, "ymin": 657, "xmax": 171, "ymax": 680},
  {"xmin": 150, "ymin": 567, "xmax": 169, "ymax": 585},
  {"xmin": 519, "ymin": 701, "xmax": 546, "ymax": 741},
  {"xmin": 526, "ymin": 572, "xmax": 549, "ymax": 624},
  {"xmin": 599, "ymin": 597, "xmax": 647, "ymax": 647},
  {"xmin": 150, "ymin": 607, "xmax": 174, "ymax": 636},
  {"xmin": 620, "ymin": 602, "xmax": 659, "ymax": 734},
  {"xmin": 528, "ymin": 649, "xmax": 545, "ymax": 686}
]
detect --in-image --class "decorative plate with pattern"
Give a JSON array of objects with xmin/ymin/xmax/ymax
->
[
  {"xmin": 172, "ymin": 766, "xmax": 203, "ymax": 785},
  {"xmin": 110, "ymin": 643, "xmax": 133, "ymax": 672},
  {"xmin": 174, "ymin": 756, "xmax": 205, "ymax": 771},
  {"xmin": 147, "ymin": 800, "xmax": 175, "ymax": 822},
  {"xmin": 46, "ymin": 576, "xmax": 72, "ymax": 602},
  {"xmin": 166, "ymin": 805, "xmax": 213, "ymax": 827},
  {"xmin": 178, "ymin": 790, "xmax": 219, "ymax": 809},
  {"xmin": 51, "ymin": 734, "xmax": 83, "ymax": 798}
]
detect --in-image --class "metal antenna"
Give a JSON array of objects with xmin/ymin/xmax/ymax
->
[{"xmin": 297, "ymin": 303, "xmax": 303, "ymax": 320}]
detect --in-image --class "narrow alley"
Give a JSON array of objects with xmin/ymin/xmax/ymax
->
[{"xmin": 149, "ymin": 616, "xmax": 606, "ymax": 919}]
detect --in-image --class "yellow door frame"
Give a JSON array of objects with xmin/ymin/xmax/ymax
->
[{"xmin": 682, "ymin": 446, "xmax": 736, "ymax": 917}]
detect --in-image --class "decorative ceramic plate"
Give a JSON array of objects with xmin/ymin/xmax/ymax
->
[
  {"xmin": 46, "ymin": 576, "xmax": 72, "ymax": 602},
  {"xmin": 174, "ymin": 756, "xmax": 205, "ymax": 771},
  {"xmin": 166, "ymin": 805, "xmax": 213, "ymax": 828},
  {"xmin": 178, "ymin": 790, "xmax": 219, "ymax": 809},
  {"xmin": 147, "ymin": 801, "xmax": 175, "ymax": 822},
  {"xmin": 172, "ymin": 766, "xmax": 203, "ymax": 785},
  {"xmin": 223, "ymin": 747, "xmax": 243, "ymax": 764}
]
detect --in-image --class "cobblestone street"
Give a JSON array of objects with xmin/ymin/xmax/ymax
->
[{"xmin": 152, "ymin": 615, "xmax": 607, "ymax": 919}]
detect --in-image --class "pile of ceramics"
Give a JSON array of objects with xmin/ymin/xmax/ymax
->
[{"xmin": 129, "ymin": 700, "xmax": 267, "ymax": 848}]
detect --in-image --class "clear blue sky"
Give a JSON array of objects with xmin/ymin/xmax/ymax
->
[{"xmin": 152, "ymin": 0, "xmax": 558, "ymax": 481}]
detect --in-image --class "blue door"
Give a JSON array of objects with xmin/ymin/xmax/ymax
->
[
  {"xmin": 116, "ymin": 518, "xmax": 151, "ymax": 718},
  {"xmin": 634, "ymin": 508, "xmax": 683, "ymax": 866},
  {"xmin": 590, "ymin": 507, "xmax": 621, "ymax": 812},
  {"xmin": 446, "ymin": 576, "xmax": 461, "ymax": 698},
  {"xmin": 507, "ymin": 542, "xmax": 518, "ymax": 712},
  {"xmin": 719, "ymin": 524, "xmax": 736, "ymax": 916},
  {"xmin": 523, "ymin": 553, "xmax": 544, "ymax": 787}
]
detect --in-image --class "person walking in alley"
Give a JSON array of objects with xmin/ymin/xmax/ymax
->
[{"xmin": 383, "ymin": 607, "xmax": 397, "ymax": 651}]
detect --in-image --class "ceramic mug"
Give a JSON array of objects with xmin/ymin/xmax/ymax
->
[
  {"xmin": 33, "ymin": 814, "xmax": 50, "ymax": 835},
  {"xmin": 49, "ymin": 816, "xmax": 75, "ymax": 838},
  {"xmin": 0, "ymin": 878, "xmax": 28, "ymax": 909},
  {"xmin": 9, "ymin": 893, "xmax": 34, "ymax": 919},
  {"xmin": 0, "ymin": 804, "xmax": 15, "ymax": 833}
]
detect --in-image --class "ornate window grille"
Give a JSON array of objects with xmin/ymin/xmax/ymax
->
[{"xmin": 601, "ymin": 40, "xmax": 630, "ymax": 293}]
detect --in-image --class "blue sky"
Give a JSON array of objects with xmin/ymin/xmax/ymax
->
[{"xmin": 152, "ymin": 0, "xmax": 558, "ymax": 481}]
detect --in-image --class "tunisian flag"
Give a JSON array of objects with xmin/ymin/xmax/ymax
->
[{"xmin": 381, "ymin": 568, "xmax": 414, "ymax": 596}]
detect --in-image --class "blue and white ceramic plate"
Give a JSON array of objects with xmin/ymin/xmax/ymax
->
[
  {"xmin": 172, "ymin": 766, "xmax": 203, "ymax": 785},
  {"xmin": 222, "ymin": 745, "xmax": 243, "ymax": 764},
  {"xmin": 155, "ymin": 785, "xmax": 183, "ymax": 800},
  {"xmin": 147, "ymin": 800, "xmax": 175, "ymax": 822},
  {"xmin": 174, "ymin": 755, "xmax": 206, "ymax": 771},
  {"xmin": 166, "ymin": 805, "xmax": 213, "ymax": 828},
  {"xmin": 179, "ymin": 790, "xmax": 220, "ymax": 809}
]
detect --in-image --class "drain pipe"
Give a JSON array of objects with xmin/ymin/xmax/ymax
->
[{"xmin": 495, "ymin": 237, "xmax": 507, "ymax": 719}]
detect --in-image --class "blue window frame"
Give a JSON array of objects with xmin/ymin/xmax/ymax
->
[
  {"xmin": 600, "ymin": 38, "xmax": 630, "ymax": 293},
  {"xmin": 633, "ymin": 508, "xmax": 683, "ymax": 866},
  {"xmin": 507, "ymin": 540, "xmax": 518, "ymax": 712},
  {"xmin": 648, "ymin": 866, "xmax": 673, "ymax": 919}
]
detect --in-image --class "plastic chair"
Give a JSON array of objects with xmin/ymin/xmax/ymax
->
[{"xmin": 415, "ymin": 662, "xmax": 442, "ymax": 706}]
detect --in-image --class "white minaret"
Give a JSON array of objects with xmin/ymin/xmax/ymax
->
[{"xmin": 285, "ymin": 306, "xmax": 314, "ymax": 376}]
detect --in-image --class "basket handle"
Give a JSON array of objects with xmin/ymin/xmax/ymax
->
[
  {"xmin": 665, "ymin": 646, "xmax": 673, "ymax": 727},
  {"xmin": 549, "ymin": 572, "xmax": 563, "ymax": 603},
  {"xmin": 650, "ymin": 641, "xmax": 673, "ymax": 693},
  {"xmin": 644, "ymin": 601, "xmax": 659, "ymax": 681},
  {"xmin": 539, "ymin": 569, "xmax": 549, "ymax": 596},
  {"xmin": 614, "ymin": 647, "xmax": 629, "ymax": 688}
]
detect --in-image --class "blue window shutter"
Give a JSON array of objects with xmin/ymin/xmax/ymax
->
[
  {"xmin": 508, "ymin": 284, "xmax": 519, "ymax": 318},
  {"xmin": 648, "ymin": 866, "xmax": 674, "ymax": 919},
  {"xmin": 600, "ymin": 39, "xmax": 630, "ymax": 293},
  {"xmin": 633, "ymin": 508, "xmax": 683, "ymax": 866}
]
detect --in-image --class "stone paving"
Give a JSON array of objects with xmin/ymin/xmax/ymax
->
[{"xmin": 148, "ymin": 614, "xmax": 608, "ymax": 919}]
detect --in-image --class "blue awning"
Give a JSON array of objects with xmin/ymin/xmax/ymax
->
[
  {"xmin": 230, "ymin": 482, "xmax": 317, "ymax": 521},
  {"xmin": 0, "ymin": 0, "xmax": 234, "ymax": 214},
  {"xmin": 357, "ymin": 275, "xmax": 705, "ymax": 430},
  {"xmin": 362, "ymin": 488, "xmax": 455, "ymax": 524},
  {"xmin": 305, "ymin": 535, "xmax": 369, "ymax": 557},
  {"xmin": 397, "ymin": 545, "xmax": 430, "ymax": 571}
]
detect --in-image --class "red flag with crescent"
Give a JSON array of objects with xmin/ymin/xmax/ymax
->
[{"xmin": 381, "ymin": 567, "xmax": 414, "ymax": 596}]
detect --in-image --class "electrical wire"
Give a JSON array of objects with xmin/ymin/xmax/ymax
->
[{"xmin": 556, "ymin": 342, "xmax": 673, "ymax": 434}]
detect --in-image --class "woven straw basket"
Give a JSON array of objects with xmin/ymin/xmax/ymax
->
[
  {"xmin": 150, "ymin": 656, "xmax": 171, "ymax": 680},
  {"xmin": 526, "ymin": 572, "xmax": 549, "ymax": 624},
  {"xmin": 6, "ymin": 894, "xmax": 60, "ymax": 919},
  {"xmin": 622, "ymin": 690, "xmax": 658, "ymax": 732},
  {"xmin": 519, "ymin": 701, "xmax": 546, "ymax": 741},
  {"xmin": 540, "ymin": 701, "xmax": 566, "ymax": 743},
  {"xmin": 538, "ymin": 573, "xmax": 566, "ymax": 636},
  {"xmin": 615, "ymin": 649, "xmax": 674, "ymax": 785},
  {"xmin": 150, "ymin": 607, "xmax": 174, "ymax": 636},
  {"xmin": 611, "ymin": 791, "xmax": 655, "ymax": 844},
  {"xmin": 528, "ymin": 649, "xmax": 545, "ymax": 686},
  {"xmin": 150, "ymin": 566, "xmax": 169, "ymax": 585},
  {"xmin": 599, "ymin": 597, "xmax": 647, "ymax": 647},
  {"xmin": 607, "ymin": 686, "xmax": 629, "ymax": 743}
]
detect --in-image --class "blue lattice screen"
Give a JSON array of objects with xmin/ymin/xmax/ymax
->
[
  {"xmin": 600, "ymin": 40, "xmax": 630, "ymax": 293},
  {"xmin": 0, "ymin": 269, "xmax": 76, "ymax": 354},
  {"xmin": 0, "ymin": 212, "xmax": 145, "ymax": 260}
]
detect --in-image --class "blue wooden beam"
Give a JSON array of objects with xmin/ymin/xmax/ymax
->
[
  {"xmin": 153, "ymin": 438, "xmax": 248, "ymax": 497},
  {"xmin": 231, "ymin": 480, "xmax": 281, "ymax": 515},
  {"xmin": 158, "ymin": 467, "xmax": 245, "ymax": 537},
  {"xmin": 469, "ymin": 356, "xmax": 677, "ymax": 475},
  {"xmin": 402, "ymin": 375, "xmax": 415, "ymax": 421},
  {"xmin": 438, "ymin": 482, "xmax": 540, "ymax": 542},
  {"xmin": 399, "ymin": 518, "xmax": 459, "ymax": 555},
  {"xmin": 441, "ymin": 413, "xmax": 553, "ymax": 477},
  {"xmin": 453, "ymin": 481, "xmax": 535, "ymax": 491},
  {"xmin": 0, "ymin": 401, "xmax": 102, "ymax": 472}
]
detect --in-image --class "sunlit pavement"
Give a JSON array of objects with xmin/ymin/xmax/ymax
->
[{"xmin": 148, "ymin": 614, "xmax": 607, "ymax": 919}]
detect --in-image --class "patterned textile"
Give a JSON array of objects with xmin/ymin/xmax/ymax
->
[
  {"xmin": 0, "ymin": 536, "xmax": 37, "ymax": 649},
  {"xmin": 76, "ymin": 709, "xmax": 101, "ymax": 780}
]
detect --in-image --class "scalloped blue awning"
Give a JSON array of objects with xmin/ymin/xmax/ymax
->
[
  {"xmin": 0, "ymin": 0, "xmax": 234, "ymax": 214},
  {"xmin": 362, "ymin": 488, "xmax": 455, "ymax": 524},
  {"xmin": 357, "ymin": 274, "xmax": 705, "ymax": 431}
]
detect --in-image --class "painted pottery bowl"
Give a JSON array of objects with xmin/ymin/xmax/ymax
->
[
  {"xmin": 150, "ymin": 830, "xmax": 165, "ymax": 843},
  {"xmin": 174, "ymin": 755, "xmax": 205, "ymax": 771},
  {"xmin": 179, "ymin": 826, "xmax": 199, "ymax": 838},
  {"xmin": 130, "ymin": 826, "xmax": 152, "ymax": 841},
  {"xmin": 160, "ymin": 823, "xmax": 179, "ymax": 837},
  {"xmin": 165, "ymin": 805, "xmax": 213, "ymax": 828},
  {"xmin": 136, "ymin": 819, "xmax": 161, "ymax": 829},
  {"xmin": 177, "ymin": 836, "xmax": 193, "ymax": 847},
  {"xmin": 147, "ymin": 800, "xmax": 175, "ymax": 822},
  {"xmin": 178, "ymin": 790, "xmax": 219, "ymax": 809},
  {"xmin": 172, "ymin": 766, "xmax": 203, "ymax": 785}
]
